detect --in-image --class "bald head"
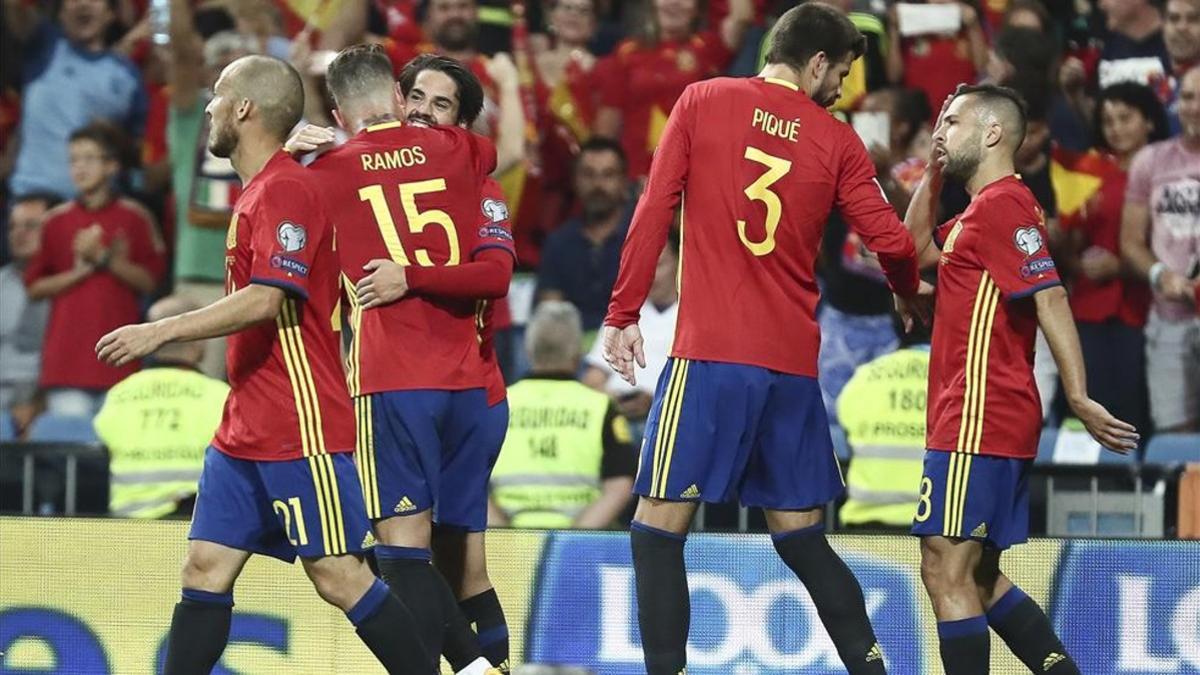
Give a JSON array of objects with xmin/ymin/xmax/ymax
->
[{"xmin": 221, "ymin": 55, "xmax": 305, "ymax": 142}]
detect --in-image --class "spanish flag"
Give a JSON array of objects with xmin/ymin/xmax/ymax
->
[{"xmin": 1049, "ymin": 145, "xmax": 1119, "ymax": 219}]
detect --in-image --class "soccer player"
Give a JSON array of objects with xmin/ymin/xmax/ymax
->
[
  {"xmin": 94, "ymin": 55, "xmax": 431, "ymax": 674},
  {"xmin": 903, "ymin": 84, "xmax": 1140, "ymax": 675},
  {"xmin": 304, "ymin": 45, "xmax": 512, "ymax": 675},
  {"xmin": 601, "ymin": 5, "xmax": 931, "ymax": 675}
]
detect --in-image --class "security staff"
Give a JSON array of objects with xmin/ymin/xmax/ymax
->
[
  {"xmin": 837, "ymin": 346, "xmax": 929, "ymax": 527},
  {"xmin": 490, "ymin": 301, "xmax": 636, "ymax": 528},
  {"xmin": 94, "ymin": 296, "xmax": 228, "ymax": 518}
]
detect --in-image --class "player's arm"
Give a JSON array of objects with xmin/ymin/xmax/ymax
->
[
  {"xmin": 836, "ymin": 128, "xmax": 922, "ymax": 295},
  {"xmin": 96, "ymin": 284, "xmax": 286, "ymax": 367},
  {"xmin": 355, "ymin": 250, "xmax": 514, "ymax": 308},
  {"xmin": 573, "ymin": 404, "xmax": 636, "ymax": 529},
  {"xmin": 902, "ymin": 168, "xmax": 946, "ymax": 271},
  {"xmin": 1034, "ymin": 286, "xmax": 1139, "ymax": 452},
  {"xmin": 602, "ymin": 87, "xmax": 694, "ymax": 384}
]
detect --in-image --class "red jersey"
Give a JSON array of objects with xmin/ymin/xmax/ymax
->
[
  {"xmin": 1060, "ymin": 161, "xmax": 1150, "ymax": 327},
  {"xmin": 477, "ymin": 178, "xmax": 516, "ymax": 404},
  {"xmin": 214, "ymin": 151, "xmax": 354, "ymax": 461},
  {"xmin": 597, "ymin": 33, "xmax": 733, "ymax": 178},
  {"xmin": 606, "ymin": 77, "xmax": 920, "ymax": 377},
  {"xmin": 25, "ymin": 198, "xmax": 165, "ymax": 390},
  {"xmin": 306, "ymin": 122, "xmax": 498, "ymax": 397},
  {"xmin": 927, "ymin": 176, "xmax": 1062, "ymax": 459}
]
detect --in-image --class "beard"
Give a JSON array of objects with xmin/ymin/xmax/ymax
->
[
  {"xmin": 433, "ymin": 19, "xmax": 477, "ymax": 52},
  {"xmin": 943, "ymin": 142, "xmax": 983, "ymax": 183},
  {"xmin": 208, "ymin": 122, "xmax": 239, "ymax": 158},
  {"xmin": 581, "ymin": 191, "xmax": 620, "ymax": 222}
]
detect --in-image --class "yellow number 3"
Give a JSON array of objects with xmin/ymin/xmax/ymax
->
[{"xmin": 737, "ymin": 146, "xmax": 792, "ymax": 256}]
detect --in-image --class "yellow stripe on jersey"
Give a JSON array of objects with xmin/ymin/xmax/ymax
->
[
  {"xmin": 356, "ymin": 397, "xmax": 381, "ymax": 519},
  {"xmin": 277, "ymin": 304, "xmax": 315, "ymax": 456},
  {"xmin": 650, "ymin": 360, "xmax": 684, "ymax": 498},
  {"xmin": 943, "ymin": 452, "xmax": 972, "ymax": 536},
  {"xmin": 654, "ymin": 359, "xmax": 691, "ymax": 499},
  {"xmin": 957, "ymin": 274, "xmax": 1000, "ymax": 454},
  {"xmin": 343, "ymin": 274, "xmax": 364, "ymax": 397}
]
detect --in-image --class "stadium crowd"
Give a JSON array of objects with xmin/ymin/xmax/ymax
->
[{"xmin": 0, "ymin": 0, "xmax": 1196, "ymax": 519}]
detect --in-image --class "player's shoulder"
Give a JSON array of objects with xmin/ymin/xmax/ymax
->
[
  {"xmin": 481, "ymin": 176, "xmax": 505, "ymax": 201},
  {"xmin": 980, "ymin": 176, "xmax": 1041, "ymax": 213}
]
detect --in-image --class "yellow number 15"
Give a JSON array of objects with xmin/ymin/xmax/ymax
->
[
  {"xmin": 358, "ymin": 179, "xmax": 459, "ymax": 267},
  {"xmin": 737, "ymin": 146, "xmax": 792, "ymax": 256}
]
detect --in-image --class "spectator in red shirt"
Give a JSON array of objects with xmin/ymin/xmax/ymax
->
[
  {"xmin": 1059, "ymin": 82, "xmax": 1167, "ymax": 435},
  {"xmin": 592, "ymin": 0, "xmax": 754, "ymax": 180},
  {"xmin": 24, "ymin": 123, "xmax": 164, "ymax": 417},
  {"xmin": 886, "ymin": 0, "xmax": 988, "ymax": 123}
]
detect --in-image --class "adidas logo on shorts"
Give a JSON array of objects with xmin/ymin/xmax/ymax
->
[
  {"xmin": 971, "ymin": 522, "xmax": 989, "ymax": 538},
  {"xmin": 866, "ymin": 642, "xmax": 883, "ymax": 662},
  {"xmin": 1043, "ymin": 652, "xmax": 1067, "ymax": 670},
  {"xmin": 680, "ymin": 484, "xmax": 701, "ymax": 499},
  {"xmin": 394, "ymin": 496, "xmax": 417, "ymax": 513},
  {"xmin": 361, "ymin": 531, "xmax": 377, "ymax": 548}
]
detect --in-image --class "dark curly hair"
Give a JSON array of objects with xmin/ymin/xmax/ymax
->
[{"xmin": 1091, "ymin": 82, "xmax": 1170, "ymax": 153}]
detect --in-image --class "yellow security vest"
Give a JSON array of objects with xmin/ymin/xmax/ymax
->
[
  {"xmin": 836, "ymin": 348, "xmax": 929, "ymax": 527},
  {"xmin": 491, "ymin": 377, "xmax": 611, "ymax": 528},
  {"xmin": 93, "ymin": 365, "xmax": 229, "ymax": 518}
]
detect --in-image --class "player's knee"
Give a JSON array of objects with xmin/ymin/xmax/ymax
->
[
  {"xmin": 919, "ymin": 541, "xmax": 969, "ymax": 595},
  {"xmin": 180, "ymin": 547, "xmax": 236, "ymax": 592},
  {"xmin": 306, "ymin": 556, "xmax": 372, "ymax": 610}
]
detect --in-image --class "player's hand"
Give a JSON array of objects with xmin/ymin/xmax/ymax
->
[
  {"xmin": 357, "ymin": 259, "xmax": 408, "ymax": 309},
  {"xmin": 895, "ymin": 279, "xmax": 936, "ymax": 333},
  {"xmin": 602, "ymin": 324, "xmax": 646, "ymax": 386},
  {"xmin": 1157, "ymin": 269, "xmax": 1195, "ymax": 303},
  {"xmin": 284, "ymin": 124, "xmax": 336, "ymax": 156},
  {"xmin": 1069, "ymin": 397, "xmax": 1139, "ymax": 454},
  {"xmin": 486, "ymin": 52, "xmax": 519, "ymax": 91},
  {"xmin": 96, "ymin": 322, "xmax": 167, "ymax": 367}
]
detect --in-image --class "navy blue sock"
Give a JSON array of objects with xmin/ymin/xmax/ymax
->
[
  {"xmin": 630, "ymin": 521, "xmax": 689, "ymax": 675},
  {"xmin": 347, "ymin": 577, "xmax": 434, "ymax": 674},
  {"xmin": 987, "ymin": 586, "xmax": 1079, "ymax": 674},
  {"xmin": 375, "ymin": 545, "xmax": 443, "ymax": 670},
  {"xmin": 163, "ymin": 589, "xmax": 233, "ymax": 675},
  {"xmin": 772, "ymin": 524, "xmax": 885, "ymax": 674},
  {"xmin": 461, "ymin": 588, "xmax": 509, "ymax": 671},
  {"xmin": 937, "ymin": 616, "xmax": 989, "ymax": 675}
]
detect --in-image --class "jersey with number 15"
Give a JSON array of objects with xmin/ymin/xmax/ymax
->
[
  {"xmin": 606, "ymin": 77, "xmax": 921, "ymax": 378},
  {"xmin": 307, "ymin": 121, "xmax": 496, "ymax": 397}
]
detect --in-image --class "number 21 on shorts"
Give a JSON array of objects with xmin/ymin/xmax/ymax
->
[{"xmin": 738, "ymin": 146, "xmax": 793, "ymax": 256}]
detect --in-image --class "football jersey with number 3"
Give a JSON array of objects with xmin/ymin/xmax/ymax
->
[
  {"xmin": 307, "ymin": 121, "xmax": 497, "ymax": 396},
  {"xmin": 606, "ymin": 77, "xmax": 920, "ymax": 377},
  {"xmin": 926, "ymin": 175, "xmax": 1061, "ymax": 459}
]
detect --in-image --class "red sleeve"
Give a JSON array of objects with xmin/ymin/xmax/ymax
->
[
  {"xmin": 23, "ymin": 217, "xmax": 61, "ymax": 286},
  {"xmin": 248, "ymin": 178, "xmax": 327, "ymax": 300},
  {"xmin": 473, "ymin": 179, "xmax": 516, "ymax": 261},
  {"xmin": 462, "ymin": 128, "xmax": 497, "ymax": 178},
  {"xmin": 604, "ymin": 85, "xmax": 694, "ymax": 327},
  {"xmin": 124, "ymin": 203, "xmax": 166, "ymax": 283},
  {"xmin": 835, "ymin": 125, "xmax": 920, "ymax": 295},
  {"xmin": 978, "ymin": 190, "xmax": 1062, "ymax": 300},
  {"xmin": 406, "ymin": 249, "xmax": 513, "ymax": 299}
]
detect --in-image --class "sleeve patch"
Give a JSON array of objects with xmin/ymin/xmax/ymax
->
[
  {"xmin": 270, "ymin": 255, "xmax": 310, "ymax": 277},
  {"xmin": 276, "ymin": 221, "xmax": 308, "ymax": 252},
  {"xmin": 481, "ymin": 198, "xmax": 509, "ymax": 223},
  {"xmin": 1019, "ymin": 256, "xmax": 1057, "ymax": 279},
  {"xmin": 1012, "ymin": 226, "xmax": 1045, "ymax": 257}
]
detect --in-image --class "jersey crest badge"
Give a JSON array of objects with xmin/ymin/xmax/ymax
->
[
  {"xmin": 276, "ymin": 221, "xmax": 307, "ymax": 252},
  {"xmin": 1013, "ymin": 226, "xmax": 1043, "ymax": 257}
]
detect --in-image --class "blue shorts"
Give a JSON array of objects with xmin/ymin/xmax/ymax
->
[
  {"xmin": 910, "ymin": 450, "xmax": 1031, "ymax": 550},
  {"xmin": 633, "ymin": 358, "xmax": 845, "ymax": 509},
  {"xmin": 355, "ymin": 389, "xmax": 508, "ymax": 532},
  {"xmin": 189, "ymin": 447, "xmax": 371, "ymax": 562}
]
